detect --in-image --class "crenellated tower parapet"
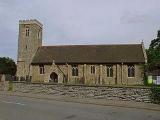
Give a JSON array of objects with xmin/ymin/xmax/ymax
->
[
  {"xmin": 19, "ymin": 19, "xmax": 43, "ymax": 28},
  {"xmin": 17, "ymin": 19, "xmax": 43, "ymax": 81}
]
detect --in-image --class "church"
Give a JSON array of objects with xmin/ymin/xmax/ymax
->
[{"xmin": 16, "ymin": 19, "xmax": 147, "ymax": 85}]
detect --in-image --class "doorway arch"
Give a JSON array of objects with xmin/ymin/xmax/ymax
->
[{"xmin": 50, "ymin": 72, "xmax": 58, "ymax": 83}]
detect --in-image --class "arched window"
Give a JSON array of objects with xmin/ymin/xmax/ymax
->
[
  {"xmin": 39, "ymin": 65, "xmax": 45, "ymax": 74},
  {"xmin": 26, "ymin": 45, "xmax": 27, "ymax": 50},
  {"xmin": 91, "ymin": 66, "xmax": 95, "ymax": 74},
  {"xmin": 25, "ymin": 28, "xmax": 30, "ymax": 37},
  {"xmin": 37, "ymin": 31, "xmax": 41, "ymax": 39},
  {"xmin": 128, "ymin": 65, "xmax": 135, "ymax": 77},
  {"xmin": 106, "ymin": 65, "xmax": 113, "ymax": 77},
  {"xmin": 72, "ymin": 65, "xmax": 78, "ymax": 76}
]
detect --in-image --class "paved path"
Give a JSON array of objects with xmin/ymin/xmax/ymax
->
[{"xmin": 0, "ymin": 94, "xmax": 160, "ymax": 120}]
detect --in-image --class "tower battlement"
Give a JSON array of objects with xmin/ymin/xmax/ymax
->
[
  {"xmin": 17, "ymin": 19, "xmax": 43, "ymax": 80},
  {"xmin": 19, "ymin": 19, "xmax": 43, "ymax": 28}
]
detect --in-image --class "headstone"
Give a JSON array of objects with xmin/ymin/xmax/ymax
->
[{"xmin": 157, "ymin": 76, "xmax": 160, "ymax": 85}]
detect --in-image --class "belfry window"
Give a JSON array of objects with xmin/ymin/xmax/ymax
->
[
  {"xmin": 37, "ymin": 31, "xmax": 41, "ymax": 39},
  {"xmin": 91, "ymin": 66, "xmax": 95, "ymax": 74},
  {"xmin": 25, "ymin": 45, "xmax": 28, "ymax": 51},
  {"xmin": 25, "ymin": 28, "xmax": 30, "ymax": 37},
  {"xmin": 39, "ymin": 65, "xmax": 45, "ymax": 74},
  {"xmin": 107, "ymin": 65, "xmax": 113, "ymax": 77},
  {"xmin": 128, "ymin": 65, "xmax": 135, "ymax": 77},
  {"xmin": 72, "ymin": 65, "xmax": 78, "ymax": 76}
]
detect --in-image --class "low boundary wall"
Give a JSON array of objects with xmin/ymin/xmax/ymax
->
[{"xmin": 7, "ymin": 82, "xmax": 152, "ymax": 103}]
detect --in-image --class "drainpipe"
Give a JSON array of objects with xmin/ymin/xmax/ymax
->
[
  {"xmin": 82, "ymin": 64, "xmax": 84, "ymax": 84},
  {"xmin": 121, "ymin": 62, "xmax": 123, "ymax": 85},
  {"xmin": 28, "ymin": 64, "xmax": 31, "ymax": 82},
  {"xmin": 115, "ymin": 64, "xmax": 117, "ymax": 84},
  {"xmin": 66, "ymin": 63, "xmax": 69, "ymax": 83},
  {"xmin": 100, "ymin": 65, "xmax": 102, "ymax": 85},
  {"xmin": 84, "ymin": 64, "xmax": 86, "ymax": 84}
]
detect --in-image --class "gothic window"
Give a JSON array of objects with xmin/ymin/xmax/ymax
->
[
  {"xmin": 26, "ymin": 45, "xmax": 27, "ymax": 50},
  {"xmin": 91, "ymin": 65, "xmax": 95, "ymax": 74},
  {"xmin": 107, "ymin": 65, "xmax": 113, "ymax": 77},
  {"xmin": 128, "ymin": 65, "xmax": 135, "ymax": 77},
  {"xmin": 25, "ymin": 28, "xmax": 30, "ymax": 37},
  {"xmin": 39, "ymin": 65, "xmax": 45, "ymax": 74},
  {"xmin": 37, "ymin": 31, "xmax": 41, "ymax": 39},
  {"xmin": 72, "ymin": 65, "xmax": 78, "ymax": 76}
]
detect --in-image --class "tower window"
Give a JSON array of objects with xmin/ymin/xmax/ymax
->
[
  {"xmin": 39, "ymin": 65, "xmax": 45, "ymax": 74},
  {"xmin": 128, "ymin": 65, "xmax": 135, "ymax": 77},
  {"xmin": 26, "ymin": 45, "xmax": 27, "ymax": 50},
  {"xmin": 25, "ymin": 28, "xmax": 30, "ymax": 37},
  {"xmin": 72, "ymin": 65, "xmax": 78, "ymax": 76},
  {"xmin": 37, "ymin": 31, "xmax": 41, "ymax": 39},
  {"xmin": 91, "ymin": 66, "xmax": 95, "ymax": 74},
  {"xmin": 106, "ymin": 65, "xmax": 113, "ymax": 77}
]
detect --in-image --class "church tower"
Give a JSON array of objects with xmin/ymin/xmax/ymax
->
[{"xmin": 17, "ymin": 19, "xmax": 43, "ymax": 80}]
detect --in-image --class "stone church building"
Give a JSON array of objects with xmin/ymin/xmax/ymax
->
[{"xmin": 17, "ymin": 19, "xmax": 147, "ymax": 85}]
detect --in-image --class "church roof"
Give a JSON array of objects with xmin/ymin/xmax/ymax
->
[{"xmin": 31, "ymin": 44, "xmax": 146, "ymax": 64}]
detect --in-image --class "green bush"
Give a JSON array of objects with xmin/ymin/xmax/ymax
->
[
  {"xmin": 143, "ymin": 73, "xmax": 148, "ymax": 86},
  {"xmin": 150, "ymin": 86, "xmax": 160, "ymax": 104}
]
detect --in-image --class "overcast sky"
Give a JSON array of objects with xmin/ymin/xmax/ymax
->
[{"xmin": 0, "ymin": 0, "xmax": 160, "ymax": 61}]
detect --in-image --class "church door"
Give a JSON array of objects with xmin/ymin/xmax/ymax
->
[{"xmin": 50, "ymin": 72, "xmax": 58, "ymax": 83}]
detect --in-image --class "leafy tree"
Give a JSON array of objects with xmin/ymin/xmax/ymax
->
[
  {"xmin": 147, "ymin": 30, "xmax": 160, "ymax": 70},
  {"xmin": 0, "ymin": 57, "xmax": 16, "ymax": 76}
]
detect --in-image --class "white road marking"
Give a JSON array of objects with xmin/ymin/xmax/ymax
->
[{"xmin": 0, "ymin": 100, "xmax": 26, "ymax": 106}]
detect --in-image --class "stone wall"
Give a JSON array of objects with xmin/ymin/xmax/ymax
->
[
  {"xmin": 31, "ymin": 64, "xmax": 144, "ymax": 85},
  {"xmin": 17, "ymin": 19, "xmax": 43, "ymax": 80},
  {"xmin": 0, "ymin": 81, "xmax": 9, "ymax": 91},
  {"xmin": 11, "ymin": 82, "xmax": 151, "ymax": 103}
]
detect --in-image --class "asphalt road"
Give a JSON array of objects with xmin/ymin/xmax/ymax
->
[{"xmin": 0, "ymin": 95, "xmax": 159, "ymax": 120}]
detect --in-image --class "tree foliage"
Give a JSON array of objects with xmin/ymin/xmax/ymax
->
[
  {"xmin": 147, "ymin": 30, "xmax": 160, "ymax": 70},
  {"xmin": 0, "ymin": 57, "xmax": 16, "ymax": 76}
]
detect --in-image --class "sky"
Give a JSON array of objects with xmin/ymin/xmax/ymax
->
[{"xmin": 0, "ymin": 0, "xmax": 160, "ymax": 61}]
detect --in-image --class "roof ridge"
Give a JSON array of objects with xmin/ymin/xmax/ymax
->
[{"xmin": 41, "ymin": 44, "xmax": 141, "ymax": 47}]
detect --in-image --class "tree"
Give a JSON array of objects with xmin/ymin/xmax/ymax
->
[
  {"xmin": 0, "ymin": 57, "xmax": 17, "ymax": 76},
  {"xmin": 147, "ymin": 30, "xmax": 160, "ymax": 70}
]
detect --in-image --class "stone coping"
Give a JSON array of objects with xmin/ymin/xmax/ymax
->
[{"xmin": 12, "ymin": 81, "xmax": 151, "ymax": 89}]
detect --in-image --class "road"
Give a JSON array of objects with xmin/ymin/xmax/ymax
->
[{"xmin": 0, "ymin": 95, "xmax": 159, "ymax": 120}]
